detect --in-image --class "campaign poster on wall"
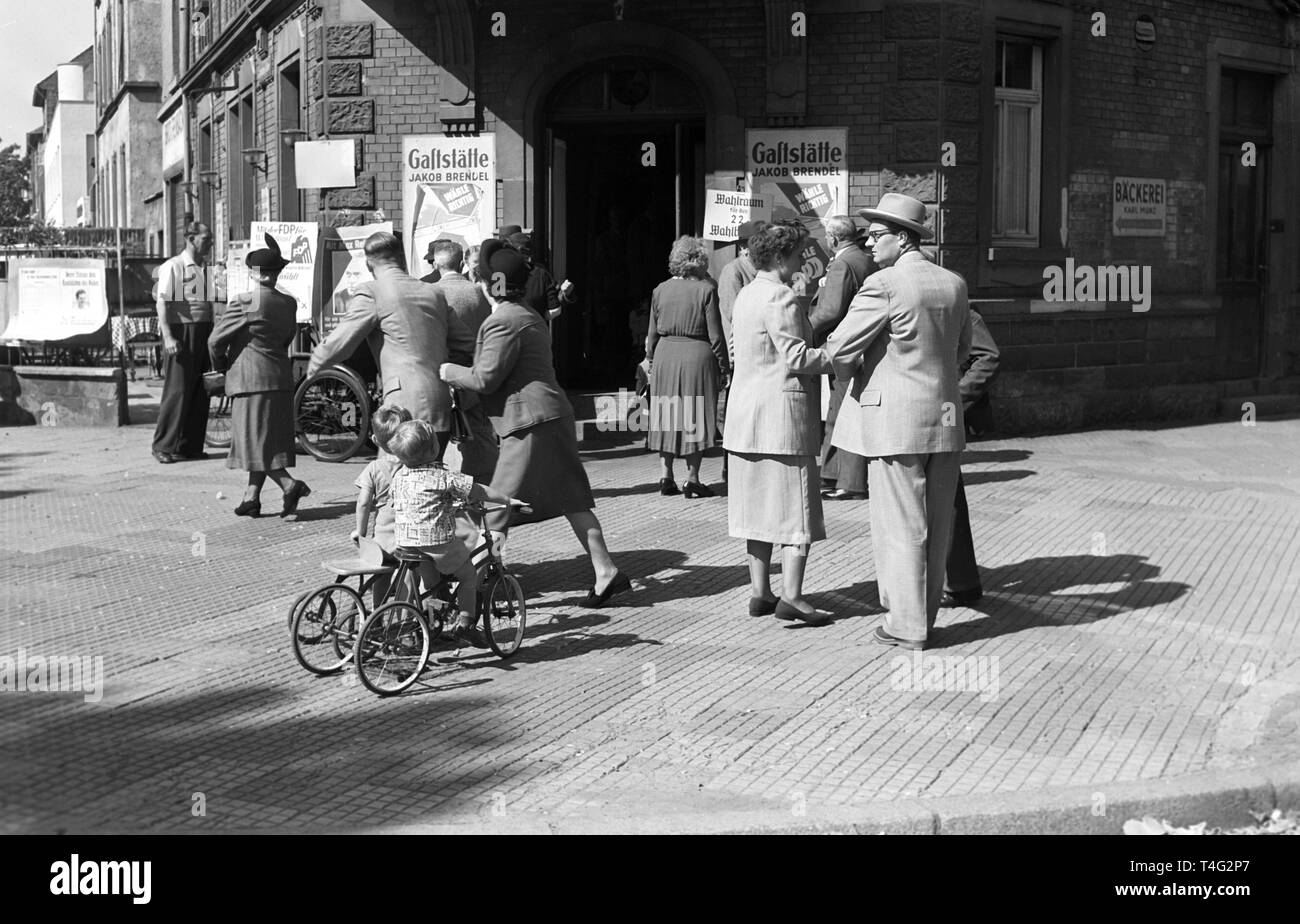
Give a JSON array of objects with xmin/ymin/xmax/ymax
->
[
  {"xmin": 745, "ymin": 128, "xmax": 849, "ymax": 295},
  {"xmin": 224, "ymin": 241, "xmax": 251, "ymax": 305},
  {"xmin": 402, "ymin": 134, "xmax": 495, "ymax": 274},
  {"xmin": 702, "ymin": 189, "xmax": 770, "ymax": 242},
  {"xmin": 319, "ymin": 221, "xmax": 393, "ymax": 337},
  {"xmin": 0, "ymin": 259, "xmax": 109, "ymax": 342},
  {"xmin": 251, "ymin": 221, "xmax": 319, "ymax": 323}
]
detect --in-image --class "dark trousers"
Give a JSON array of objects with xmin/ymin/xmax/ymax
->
[
  {"xmin": 945, "ymin": 471, "xmax": 981, "ymax": 593},
  {"xmin": 153, "ymin": 321, "xmax": 213, "ymax": 457},
  {"xmin": 819, "ymin": 374, "xmax": 868, "ymax": 493}
]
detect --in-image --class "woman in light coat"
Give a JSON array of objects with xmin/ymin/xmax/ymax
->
[{"xmin": 723, "ymin": 222, "xmax": 832, "ymax": 624}]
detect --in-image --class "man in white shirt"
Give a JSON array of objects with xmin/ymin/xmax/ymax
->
[{"xmin": 152, "ymin": 223, "xmax": 218, "ymax": 463}]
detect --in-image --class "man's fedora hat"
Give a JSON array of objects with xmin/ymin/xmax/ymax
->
[
  {"xmin": 733, "ymin": 219, "xmax": 769, "ymax": 246},
  {"xmin": 478, "ymin": 238, "xmax": 531, "ymax": 289},
  {"xmin": 496, "ymin": 224, "xmax": 523, "ymax": 240},
  {"xmin": 857, "ymin": 193, "xmax": 933, "ymax": 239},
  {"xmin": 246, "ymin": 232, "xmax": 290, "ymax": 271}
]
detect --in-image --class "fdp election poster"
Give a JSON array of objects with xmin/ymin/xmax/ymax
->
[
  {"xmin": 746, "ymin": 128, "xmax": 849, "ymax": 291},
  {"xmin": 320, "ymin": 221, "xmax": 393, "ymax": 337},
  {"xmin": 0, "ymin": 258, "xmax": 108, "ymax": 342},
  {"xmin": 251, "ymin": 221, "xmax": 319, "ymax": 323},
  {"xmin": 402, "ymin": 134, "xmax": 495, "ymax": 274}
]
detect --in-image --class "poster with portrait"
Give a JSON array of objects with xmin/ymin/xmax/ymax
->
[
  {"xmin": 250, "ymin": 221, "xmax": 319, "ymax": 323},
  {"xmin": 745, "ymin": 128, "xmax": 849, "ymax": 295},
  {"xmin": 402, "ymin": 134, "xmax": 495, "ymax": 274},
  {"xmin": 0, "ymin": 258, "xmax": 109, "ymax": 342},
  {"xmin": 319, "ymin": 221, "xmax": 393, "ymax": 337}
]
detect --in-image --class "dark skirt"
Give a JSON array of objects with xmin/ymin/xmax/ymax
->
[
  {"xmin": 227, "ymin": 391, "xmax": 296, "ymax": 472},
  {"xmin": 646, "ymin": 338, "xmax": 720, "ymax": 456},
  {"xmin": 491, "ymin": 415, "xmax": 595, "ymax": 524}
]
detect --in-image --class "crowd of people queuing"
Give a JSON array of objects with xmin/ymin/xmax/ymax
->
[{"xmin": 152, "ymin": 190, "xmax": 998, "ymax": 652}]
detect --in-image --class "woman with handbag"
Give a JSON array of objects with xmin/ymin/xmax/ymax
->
[{"xmin": 208, "ymin": 234, "xmax": 310, "ymax": 518}]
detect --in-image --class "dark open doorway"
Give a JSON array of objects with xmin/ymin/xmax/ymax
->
[{"xmin": 541, "ymin": 58, "xmax": 706, "ymax": 389}]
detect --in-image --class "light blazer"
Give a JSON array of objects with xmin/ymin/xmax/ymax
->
[
  {"xmin": 441, "ymin": 300, "xmax": 575, "ymax": 437},
  {"xmin": 825, "ymin": 250, "xmax": 972, "ymax": 457},
  {"xmin": 808, "ymin": 242, "xmax": 876, "ymax": 345},
  {"xmin": 309, "ymin": 264, "xmax": 475, "ymax": 430},
  {"xmin": 208, "ymin": 286, "xmax": 296, "ymax": 395},
  {"xmin": 722, "ymin": 270, "xmax": 832, "ymax": 456}
]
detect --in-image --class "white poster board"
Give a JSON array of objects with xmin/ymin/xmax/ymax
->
[
  {"xmin": 1, "ymin": 258, "xmax": 109, "ymax": 342},
  {"xmin": 250, "ymin": 221, "xmax": 318, "ymax": 323},
  {"xmin": 319, "ymin": 221, "xmax": 393, "ymax": 337},
  {"xmin": 702, "ymin": 189, "xmax": 770, "ymax": 242},
  {"xmin": 295, "ymin": 140, "xmax": 357, "ymax": 189},
  {"xmin": 746, "ymin": 128, "xmax": 850, "ymax": 292},
  {"xmin": 402, "ymin": 134, "xmax": 496, "ymax": 274}
]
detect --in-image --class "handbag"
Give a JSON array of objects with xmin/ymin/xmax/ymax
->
[
  {"xmin": 202, "ymin": 371, "xmax": 226, "ymax": 397},
  {"xmin": 448, "ymin": 386, "xmax": 474, "ymax": 444}
]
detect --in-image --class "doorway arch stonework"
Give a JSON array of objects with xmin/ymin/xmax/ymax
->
[{"xmin": 493, "ymin": 21, "xmax": 743, "ymax": 230}]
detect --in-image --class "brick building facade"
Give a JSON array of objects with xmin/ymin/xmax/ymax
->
[{"xmin": 158, "ymin": 0, "xmax": 1300, "ymax": 432}]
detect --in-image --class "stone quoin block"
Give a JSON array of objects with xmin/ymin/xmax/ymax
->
[
  {"xmin": 325, "ymin": 210, "xmax": 366, "ymax": 228},
  {"xmin": 326, "ymin": 22, "xmax": 373, "ymax": 58},
  {"xmin": 312, "ymin": 61, "xmax": 363, "ymax": 99},
  {"xmin": 324, "ymin": 174, "xmax": 376, "ymax": 210},
  {"xmin": 943, "ymin": 127, "xmax": 979, "ymax": 164},
  {"xmin": 896, "ymin": 41, "xmax": 941, "ymax": 80},
  {"xmin": 880, "ymin": 167, "xmax": 937, "ymax": 202},
  {"xmin": 884, "ymin": 84, "xmax": 940, "ymax": 121},
  {"xmin": 942, "ymin": 42, "xmax": 982, "ymax": 84},
  {"xmin": 944, "ymin": 85, "xmax": 981, "ymax": 123},
  {"xmin": 942, "ymin": 3, "xmax": 981, "ymax": 40},
  {"xmin": 884, "ymin": 1, "xmax": 941, "ymax": 39},
  {"xmin": 938, "ymin": 207, "xmax": 977, "ymax": 245},
  {"xmin": 319, "ymin": 98, "xmax": 375, "ymax": 134},
  {"xmin": 895, "ymin": 123, "xmax": 938, "ymax": 162},
  {"xmin": 939, "ymin": 166, "xmax": 978, "ymax": 205}
]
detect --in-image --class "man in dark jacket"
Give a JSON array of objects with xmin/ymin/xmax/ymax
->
[
  {"xmin": 942, "ymin": 307, "xmax": 1000, "ymax": 607},
  {"xmin": 810, "ymin": 215, "xmax": 876, "ymax": 500},
  {"xmin": 506, "ymin": 230, "xmax": 573, "ymax": 323}
]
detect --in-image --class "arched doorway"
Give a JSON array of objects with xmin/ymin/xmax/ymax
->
[{"xmin": 543, "ymin": 58, "xmax": 706, "ymax": 387}]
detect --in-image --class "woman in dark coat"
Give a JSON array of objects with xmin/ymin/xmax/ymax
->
[
  {"xmin": 208, "ymin": 234, "xmax": 310, "ymax": 518},
  {"xmin": 645, "ymin": 235, "xmax": 729, "ymax": 496},
  {"xmin": 439, "ymin": 240, "xmax": 631, "ymax": 607}
]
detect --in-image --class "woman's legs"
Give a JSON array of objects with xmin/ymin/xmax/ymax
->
[
  {"xmin": 781, "ymin": 543, "xmax": 812, "ymax": 607},
  {"xmin": 746, "ymin": 540, "xmax": 775, "ymax": 601},
  {"xmin": 452, "ymin": 559, "xmax": 479, "ymax": 624},
  {"xmin": 243, "ymin": 472, "xmax": 267, "ymax": 502},
  {"xmin": 567, "ymin": 510, "xmax": 619, "ymax": 590},
  {"xmin": 659, "ymin": 451, "xmax": 676, "ymax": 482},
  {"xmin": 266, "ymin": 468, "xmax": 296, "ymax": 493},
  {"xmin": 684, "ymin": 451, "xmax": 703, "ymax": 485}
]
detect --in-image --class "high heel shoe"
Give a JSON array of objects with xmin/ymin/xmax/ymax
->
[
  {"xmin": 281, "ymin": 480, "xmax": 311, "ymax": 517},
  {"xmin": 581, "ymin": 571, "xmax": 632, "ymax": 608},
  {"xmin": 774, "ymin": 598, "xmax": 831, "ymax": 626},
  {"xmin": 659, "ymin": 478, "xmax": 680, "ymax": 496},
  {"xmin": 233, "ymin": 499, "xmax": 261, "ymax": 518},
  {"xmin": 683, "ymin": 481, "xmax": 714, "ymax": 498}
]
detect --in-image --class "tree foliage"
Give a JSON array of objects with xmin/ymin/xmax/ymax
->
[{"xmin": 0, "ymin": 141, "xmax": 32, "ymax": 226}]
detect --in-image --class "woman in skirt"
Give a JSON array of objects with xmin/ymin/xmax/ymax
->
[
  {"xmin": 722, "ymin": 222, "xmax": 833, "ymax": 625},
  {"xmin": 208, "ymin": 234, "xmax": 309, "ymax": 518},
  {"xmin": 644, "ymin": 235, "xmax": 729, "ymax": 497},
  {"xmin": 440, "ymin": 239, "xmax": 631, "ymax": 607}
]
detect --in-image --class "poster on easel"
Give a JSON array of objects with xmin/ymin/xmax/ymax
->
[
  {"xmin": 318, "ymin": 221, "xmax": 393, "ymax": 337},
  {"xmin": 402, "ymin": 134, "xmax": 495, "ymax": 274},
  {"xmin": 0, "ymin": 259, "xmax": 109, "ymax": 342},
  {"xmin": 250, "ymin": 221, "xmax": 318, "ymax": 323}
]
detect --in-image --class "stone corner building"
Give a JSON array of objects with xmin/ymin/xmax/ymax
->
[{"xmin": 158, "ymin": 0, "xmax": 1300, "ymax": 433}]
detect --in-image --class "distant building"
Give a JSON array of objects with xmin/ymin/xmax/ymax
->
[
  {"xmin": 93, "ymin": 0, "xmax": 165, "ymax": 254},
  {"xmin": 29, "ymin": 48, "xmax": 95, "ymax": 228}
]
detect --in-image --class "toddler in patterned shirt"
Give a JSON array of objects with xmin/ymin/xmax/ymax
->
[{"xmin": 387, "ymin": 419, "xmax": 512, "ymax": 648}]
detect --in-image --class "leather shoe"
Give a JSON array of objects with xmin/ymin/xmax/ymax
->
[
  {"xmin": 581, "ymin": 571, "xmax": 631, "ymax": 608},
  {"xmin": 280, "ymin": 480, "xmax": 311, "ymax": 517},
  {"xmin": 773, "ymin": 598, "xmax": 831, "ymax": 626},
  {"xmin": 233, "ymin": 499, "xmax": 261, "ymax": 518},
  {"xmin": 153, "ymin": 450, "xmax": 178, "ymax": 464},
  {"xmin": 873, "ymin": 625, "xmax": 924, "ymax": 650},
  {"xmin": 179, "ymin": 451, "xmax": 209, "ymax": 461},
  {"xmin": 659, "ymin": 478, "xmax": 680, "ymax": 496},
  {"xmin": 748, "ymin": 596, "xmax": 778, "ymax": 617},
  {"xmin": 683, "ymin": 481, "xmax": 715, "ymax": 498},
  {"xmin": 940, "ymin": 588, "xmax": 983, "ymax": 608}
]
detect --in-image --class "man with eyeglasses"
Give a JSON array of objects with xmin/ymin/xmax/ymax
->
[{"xmin": 822, "ymin": 194, "xmax": 972, "ymax": 652}]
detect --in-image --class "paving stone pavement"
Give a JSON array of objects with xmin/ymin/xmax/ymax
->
[{"xmin": 1, "ymin": 389, "xmax": 1298, "ymax": 832}]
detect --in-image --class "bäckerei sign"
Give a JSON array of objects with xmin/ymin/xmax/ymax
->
[{"xmin": 1112, "ymin": 176, "xmax": 1166, "ymax": 237}]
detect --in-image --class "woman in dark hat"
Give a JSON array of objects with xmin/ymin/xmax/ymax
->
[
  {"xmin": 439, "ymin": 240, "xmax": 631, "ymax": 607},
  {"xmin": 209, "ymin": 233, "xmax": 309, "ymax": 518},
  {"xmin": 504, "ymin": 229, "xmax": 573, "ymax": 323}
]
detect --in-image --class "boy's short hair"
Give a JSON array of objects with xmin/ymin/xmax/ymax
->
[
  {"xmin": 387, "ymin": 419, "xmax": 440, "ymax": 467},
  {"xmin": 371, "ymin": 404, "xmax": 413, "ymax": 452}
]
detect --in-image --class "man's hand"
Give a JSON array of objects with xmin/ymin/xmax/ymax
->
[
  {"xmin": 349, "ymin": 529, "xmax": 360, "ymax": 545},
  {"xmin": 305, "ymin": 360, "xmax": 320, "ymax": 379},
  {"xmin": 163, "ymin": 335, "xmax": 180, "ymax": 356},
  {"xmin": 438, "ymin": 362, "xmax": 455, "ymax": 381}
]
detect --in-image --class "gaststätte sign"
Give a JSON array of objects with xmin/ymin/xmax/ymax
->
[
  {"xmin": 402, "ymin": 135, "xmax": 496, "ymax": 274},
  {"xmin": 1112, "ymin": 176, "xmax": 1166, "ymax": 237}
]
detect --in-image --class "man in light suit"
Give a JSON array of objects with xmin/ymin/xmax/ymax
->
[
  {"xmin": 809, "ymin": 215, "xmax": 876, "ymax": 501},
  {"xmin": 307, "ymin": 231, "xmax": 475, "ymax": 456},
  {"xmin": 824, "ymin": 194, "xmax": 971, "ymax": 650}
]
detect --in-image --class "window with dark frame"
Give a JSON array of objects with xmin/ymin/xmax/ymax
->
[
  {"xmin": 993, "ymin": 36, "xmax": 1043, "ymax": 246},
  {"xmin": 278, "ymin": 60, "xmax": 302, "ymax": 222}
]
